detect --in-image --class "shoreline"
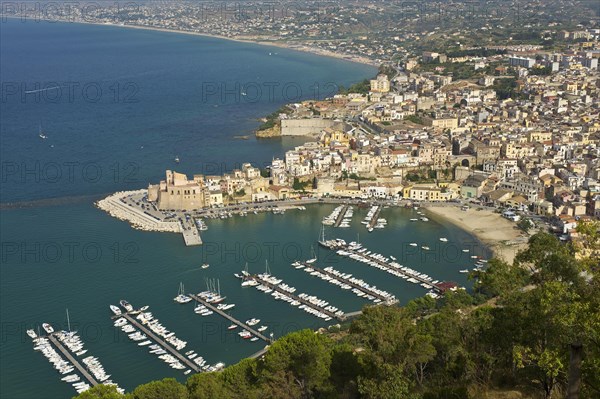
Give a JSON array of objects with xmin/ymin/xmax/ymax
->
[
  {"xmin": 3, "ymin": 17, "xmax": 379, "ymax": 68},
  {"xmin": 424, "ymin": 205, "xmax": 529, "ymax": 265}
]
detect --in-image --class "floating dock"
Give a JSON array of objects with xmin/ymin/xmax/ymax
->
[
  {"xmin": 326, "ymin": 242, "xmax": 445, "ymax": 295},
  {"xmin": 333, "ymin": 204, "xmax": 349, "ymax": 227},
  {"xmin": 297, "ymin": 261, "xmax": 398, "ymax": 304},
  {"xmin": 187, "ymin": 293, "xmax": 272, "ymax": 343},
  {"xmin": 119, "ymin": 313, "xmax": 201, "ymax": 373},
  {"xmin": 47, "ymin": 334, "xmax": 99, "ymax": 386},
  {"xmin": 251, "ymin": 275, "xmax": 346, "ymax": 321},
  {"xmin": 367, "ymin": 205, "xmax": 381, "ymax": 229}
]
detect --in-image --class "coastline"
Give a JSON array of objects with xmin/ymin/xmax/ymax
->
[
  {"xmin": 2, "ymin": 17, "xmax": 379, "ymax": 68},
  {"xmin": 424, "ymin": 205, "xmax": 529, "ymax": 264}
]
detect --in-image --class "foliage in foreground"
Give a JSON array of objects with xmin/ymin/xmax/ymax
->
[{"xmin": 76, "ymin": 231, "xmax": 600, "ymax": 399}]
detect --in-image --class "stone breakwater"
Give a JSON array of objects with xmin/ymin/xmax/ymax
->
[{"xmin": 96, "ymin": 190, "xmax": 181, "ymax": 233}]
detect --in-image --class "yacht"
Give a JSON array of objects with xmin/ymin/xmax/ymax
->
[
  {"xmin": 109, "ymin": 305, "xmax": 121, "ymax": 315},
  {"xmin": 174, "ymin": 283, "xmax": 192, "ymax": 304},
  {"xmin": 245, "ymin": 318, "xmax": 260, "ymax": 326},
  {"xmin": 119, "ymin": 300, "xmax": 133, "ymax": 312},
  {"xmin": 26, "ymin": 329, "xmax": 37, "ymax": 339},
  {"xmin": 42, "ymin": 323, "xmax": 54, "ymax": 334}
]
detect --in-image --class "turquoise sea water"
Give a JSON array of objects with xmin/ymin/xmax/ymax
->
[{"xmin": 0, "ymin": 20, "xmax": 489, "ymax": 399}]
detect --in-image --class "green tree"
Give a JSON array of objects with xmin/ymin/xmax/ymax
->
[
  {"xmin": 74, "ymin": 385, "xmax": 125, "ymax": 399},
  {"xmin": 131, "ymin": 378, "xmax": 188, "ymax": 399},
  {"xmin": 260, "ymin": 329, "xmax": 333, "ymax": 397},
  {"xmin": 186, "ymin": 373, "xmax": 227, "ymax": 399}
]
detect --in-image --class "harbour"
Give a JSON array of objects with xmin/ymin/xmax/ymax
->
[
  {"xmin": 7, "ymin": 202, "xmax": 486, "ymax": 397},
  {"xmin": 244, "ymin": 272, "xmax": 347, "ymax": 321},
  {"xmin": 47, "ymin": 335, "xmax": 99, "ymax": 387},
  {"xmin": 294, "ymin": 260, "xmax": 398, "ymax": 304},
  {"xmin": 186, "ymin": 293, "xmax": 272, "ymax": 343},
  {"xmin": 28, "ymin": 322, "xmax": 123, "ymax": 395},
  {"xmin": 319, "ymin": 238, "xmax": 461, "ymax": 297},
  {"xmin": 113, "ymin": 304, "xmax": 203, "ymax": 373}
]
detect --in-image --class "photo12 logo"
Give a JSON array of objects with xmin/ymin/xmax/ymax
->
[
  {"xmin": 200, "ymin": 81, "xmax": 340, "ymax": 104},
  {"xmin": 0, "ymin": 161, "xmax": 140, "ymax": 185},
  {"xmin": 1, "ymin": 81, "xmax": 139, "ymax": 104}
]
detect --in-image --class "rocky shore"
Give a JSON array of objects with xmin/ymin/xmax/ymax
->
[{"xmin": 96, "ymin": 190, "xmax": 181, "ymax": 233}]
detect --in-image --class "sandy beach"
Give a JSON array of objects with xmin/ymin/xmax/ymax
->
[
  {"xmin": 5, "ymin": 17, "xmax": 378, "ymax": 68},
  {"xmin": 425, "ymin": 206, "xmax": 529, "ymax": 264}
]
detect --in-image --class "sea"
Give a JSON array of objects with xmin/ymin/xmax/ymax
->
[{"xmin": 0, "ymin": 19, "xmax": 489, "ymax": 399}]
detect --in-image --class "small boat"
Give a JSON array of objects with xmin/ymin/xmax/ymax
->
[
  {"xmin": 245, "ymin": 318, "xmax": 260, "ymax": 326},
  {"xmin": 459, "ymin": 269, "xmax": 469, "ymax": 273},
  {"xmin": 250, "ymin": 337, "xmax": 259, "ymax": 342},
  {"xmin": 409, "ymin": 243, "xmax": 418, "ymax": 247},
  {"xmin": 42, "ymin": 323, "xmax": 54, "ymax": 334},
  {"xmin": 439, "ymin": 238, "xmax": 448, "ymax": 242},
  {"xmin": 26, "ymin": 329, "xmax": 37, "ymax": 339},
  {"xmin": 109, "ymin": 305, "xmax": 121, "ymax": 315},
  {"xmin": 174, "ymin": 156, "xmax": 180, "ymax": 163},
  {"xmin": 421, "ymin": 246, "xmax": 430, "ymax": 250},
  {"xmin": 140, "ymin": 305, "xmax": 149, "ymax": 312},
  {"xmin": 257, "ymin": 326, "xmax": 268, "ymax": 332},
  {"xmin": 201, "ymin": 264, "xmax": 210, "ymax": 269},
  {"xmin": 119, "ymin": 300, "xmax": 133, "ymax": 312},
  {"xmin": 227, "ymin": 324, "xmax": 237, "ymax": 330},
  {"xmin": 462, "ymin": 249, "xmax": 470, "ymax": 253}
]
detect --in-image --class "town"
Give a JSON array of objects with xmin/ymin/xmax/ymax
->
[{"xmin": 96, "ymin": 31, "xmax": 600, "ymax": 255}]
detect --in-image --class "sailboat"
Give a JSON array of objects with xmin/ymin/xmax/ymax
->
[
  {"xmin": 65, "ymin": 308, "xmax": 77, "ymax": 335},
  {"xmin": 317, "ymin": 225, "xmax": 329, "ymax": 248},
  {"xmin": 38, "ymin": 123, "xmax": 47, "ymax": 139},
  {"xmin": 174, "ymin": 282, "xmax": 192, "ymax": 304}
]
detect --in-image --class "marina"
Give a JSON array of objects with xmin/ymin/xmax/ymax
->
[
  {"xmin": 244, "ymin": 273, "xmax": 347, "ymax": 321},
  {"xmin": 293, "ymin": 261, "xmax": 398, "ymax": 304},
  {"xmin": 319, "ymin": 238, "xmax": 459, "ymax": 297},
  {"xmin": 186, "ymin": 293, "xmax": 272, "ymax": 343},
  {"xmin": 29, "ymin": 318, "xmax": 123, "ymax": 395},
  {"xmin": 47, "ymin": 335, "xmax": 98, "ymax": 390},
  {"xmin": 113, "ymin": 304, "xmax": 203, "ymax": 373},
  {"xmin": 363, "ymin": 205, "xmax": 387, "ymax": 232},
  {"xmin": 333, "ymin": 204, "xmax": 350, "ymax": 227}
]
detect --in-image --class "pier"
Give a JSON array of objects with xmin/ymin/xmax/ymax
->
[
  {"xmin": 329, "ymin": 243, "xmax": 445, "ymax": 294},
  {"xmin": 298, "ymin": 261, "xmax": 398, "ymax": 304},
  {"xmin": 187, "ymin": 294, "xmax": 272, "ymax": 343},
  {"xmin": 333, "ymin": 204, "xmax": 349, "ymax": 227},
  {"xmin": 181, "ymin": 219, "xmax": 202, "ymax": 246},
  {"xmin": 47, "ymin": 334, "xmax": 99, "ymax": 386},
  {"xmin": 251, "ymin": 275, "xmax": 346, "ymax": 321},
  {"xmin": 120, "ymin": 313, "xmax": 201, "ymax": 372},
  {"xmin": 367, "ymin": 205, "xmax": 381, "ymax": 229}
]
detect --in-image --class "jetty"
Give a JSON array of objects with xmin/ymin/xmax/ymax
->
[
  {"xmin": 187, "ymin": 293, "xmax": 272, "ymax": 343},
  {"xmin": 119, "ymin": 313, "xmax": 201, "ymax": 373},
  {"xmin": 181, "ymin": 219, "xmax": 202, "ymax": 246},
  {"xmin": 297, "ymin": 261, "xmax": 398, "ymax": 304},
  {"xmin": 333, "ymin": 204, "xmax": 349, "ymax": 227},
  {"xmin": 367, "ymin": 205, "xmax": 381, "ymax": 229},
  {"xmin": 321, "ymin": 240, "xmax": 450, "ymax": 295},
  {"xmin": 251, "ymin": 274, "xmax": 346, "ymax": 321},
  {"xmin": 47, "ymin": 334, "xmax": 99, "ymax": 386}
]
